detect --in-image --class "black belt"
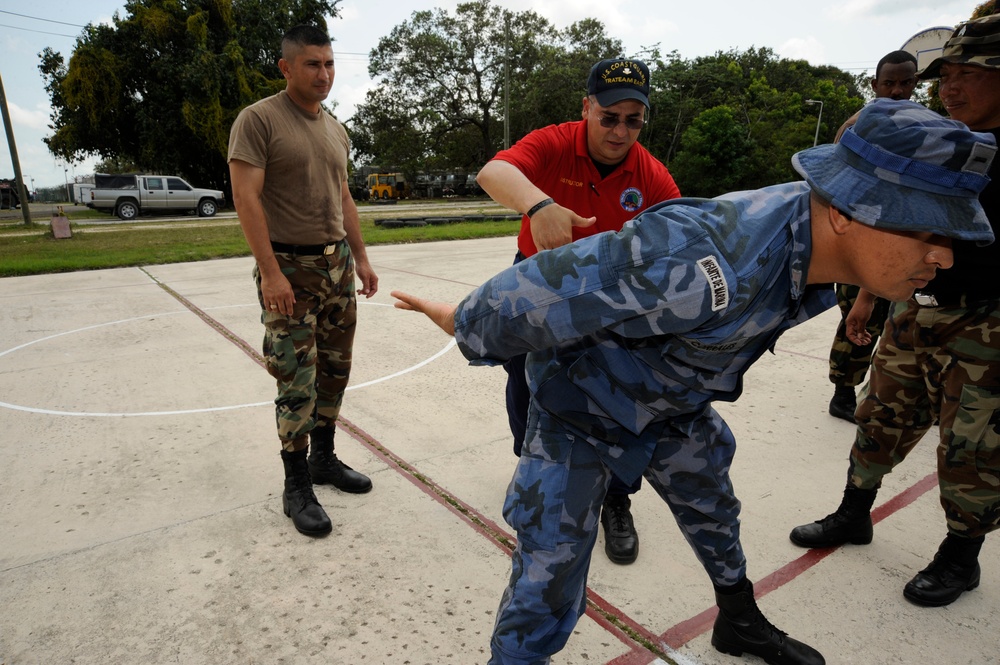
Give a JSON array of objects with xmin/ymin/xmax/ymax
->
[{"xmin": 270, "ymin": 241, "xmax": 336, "ymax": 256}]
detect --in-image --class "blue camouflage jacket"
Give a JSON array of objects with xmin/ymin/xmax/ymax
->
[{"xmin": 454, "ymin": 181, "xmax": 837, "ymax": 480}]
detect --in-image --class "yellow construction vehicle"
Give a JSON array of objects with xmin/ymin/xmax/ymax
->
[{"xmin": 367, "ymin": 173, "xmax": 409, "ymax": 200}]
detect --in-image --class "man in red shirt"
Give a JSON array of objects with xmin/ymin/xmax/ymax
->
[{"xmin": 476, "ymin": 57, "xmax": 681, "ymax": 565}]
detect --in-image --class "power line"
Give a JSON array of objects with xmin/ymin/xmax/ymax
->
[
  {"xmin": 0, "ymin": 9, "xmax": 87, "ymax": 28},
  {"xmin": 0, "ymin": 9, "xmax": 370, "ymax": 60},
  {"xmin": 0, "ymin": 22, "xmax": 79, "ymax": 39}
]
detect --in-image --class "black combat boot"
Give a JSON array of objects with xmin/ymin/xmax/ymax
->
[
  {"xmin": 789, "ymin": 484, "xmax": 877, "ymax": 548},
  {"xmin": 712, "ymin": 579, "xmax": 825, "ymax": 665},
  {"xmin": 600, "ymin": 493, "xmax": 639, "ymax": 564},
  {"xmin": 903, "ymin": 533, "xmax": 983, "ymax": 607},
  {"xmin": 828, "ymin": 384, "xmax": 857, "ymax": 423},
  {"xmin": 281, "ymin": 448, "xmax": 332, "ymax": 537},
  {"xmin": 308, "ymin": 425, "xmax": 373, "ymax": 494}
]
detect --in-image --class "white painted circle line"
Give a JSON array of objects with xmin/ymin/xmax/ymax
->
[{"xmin": 0, "ymin": 304, "xmax": 455, "ymax": 417}]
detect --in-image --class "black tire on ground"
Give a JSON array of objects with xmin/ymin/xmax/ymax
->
[
  {"xmin": 116, "ymin": 200, "xmax": 139, "ymax": 220},
  {"xmin": 198, "ymin": 199, "xmax": 218, "ymax": 217}
]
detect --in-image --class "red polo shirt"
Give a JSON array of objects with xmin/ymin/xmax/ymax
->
[{"xmin": 491, "ymin": 120, "xmax": 681, "ymax": 257}]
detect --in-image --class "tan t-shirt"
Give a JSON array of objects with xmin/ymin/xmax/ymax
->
[{"xmin": 228, "ymin": 90, "xmax": 349, "ymax": 244}]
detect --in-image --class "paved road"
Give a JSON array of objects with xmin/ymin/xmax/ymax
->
[{"xmin": 0, "ymin": 198, "xmax": 513, "ymax": 227}]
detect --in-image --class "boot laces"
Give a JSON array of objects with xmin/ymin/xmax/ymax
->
[
  {"xmin": 751, "ymin": 606, "xmax": 786, "ymax": 640},
  {"xmin": 604, "ymin": 497, "xmax": 633, "ymax": 532},
  {"xmin": 313, "ymin": 449, "xmax": 353, "ymax": 471},
  {"xmin": 816, "ymin": 500, "xmax": 867, "ymax": 528},
  {"xmin": 287, "ymin": 474, "xmax": 320, "ymax": 507}
]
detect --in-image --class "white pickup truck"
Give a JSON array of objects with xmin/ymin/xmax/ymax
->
[{"xmin": 87, "ymin": 174, "xmax": 226, "ymax": 220}]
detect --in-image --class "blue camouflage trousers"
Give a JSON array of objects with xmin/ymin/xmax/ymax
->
[
  {"xmin": 489, "ymin": 404, "xmax": 744, "ymax": 664},
  {"xmin": 850, "ymin": 298, "xmax": 1000, "ymax": 538},
  {"xmin": 253, "ymin": 241, "xmax": 357, "ymax": 452}
]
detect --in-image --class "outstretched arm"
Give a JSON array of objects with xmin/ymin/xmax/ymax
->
[{"xmin": 391, "ymin": 291, "xmax": 457, "ymax": 336}]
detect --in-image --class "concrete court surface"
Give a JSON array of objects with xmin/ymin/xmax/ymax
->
[{"xmin": 0, "ymin": 235, "xmax": 996, "ymax": 665}]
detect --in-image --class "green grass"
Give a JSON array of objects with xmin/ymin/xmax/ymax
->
[{"xmin": 0, "ymin": 216, "xmax": 520, "ymax": 277}]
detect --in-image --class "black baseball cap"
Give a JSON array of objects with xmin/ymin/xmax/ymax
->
[{"xmin": 587, "ymin": 58, "xmax": 650, "ymax": 108}]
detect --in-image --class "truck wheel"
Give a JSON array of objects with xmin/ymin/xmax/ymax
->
[
  {"xmin": 198, "ymin": 199, "xmax": 217, "ymax": 217},
  {"xmin": 381, "ymin": 190, "xmax": 390, "ymax": 200},
  {"xmin": 116, "ymin": 200, "xmax": 138, "ymax": 220}
]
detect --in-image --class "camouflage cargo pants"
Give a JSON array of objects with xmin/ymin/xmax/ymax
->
[
  {"xmin": 489, "ymin": 405, "xmax": 745, "ymax": 664},
  {"xmin": 850, "ymin": 298, "xmax": 1000, "ymax": 538},
  {"xmin": 829, "ymin": 283, "xmax": 892, "ymax": 387},
  {"xmin": 253, "ymin": 241, "xmax": 356, "ymax": 452}
]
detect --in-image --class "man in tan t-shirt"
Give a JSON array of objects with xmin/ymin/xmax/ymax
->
[{"xmin": 228, "ymin": 24, "xmax": 377, "ymax": 537}]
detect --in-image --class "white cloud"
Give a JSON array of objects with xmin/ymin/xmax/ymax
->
[
  {"xmin": 9, "ymin": 101, "xmax": 50, "ymax": 131},
  {"xmin": 777, "ymin": 36, "xmax": 826, "ymax": 64}
]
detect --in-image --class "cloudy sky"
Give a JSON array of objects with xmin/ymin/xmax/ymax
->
[{"xmin": 0, "ymin": 0, "xmax": 975, "ymax": 190}]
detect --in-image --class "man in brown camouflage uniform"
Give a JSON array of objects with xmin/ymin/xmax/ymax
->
[
  {"xmin": 827, "ymin": 50, "xmax": 918, "ymax": 422},
  {"xmin": 228, "ymin": 25, "xmax": 377, "ymax": 537},
  {"xmin": 791, "ymin": 13, "xmax": 1000, "ymax": 607}
]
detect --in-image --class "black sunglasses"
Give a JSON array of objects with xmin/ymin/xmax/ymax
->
[{"xmin": 598, "ymin": 114, "xmax": 645, "ymax": 130}]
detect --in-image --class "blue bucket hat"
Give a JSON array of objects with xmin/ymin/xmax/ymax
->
[{"xmin": 793, "ymin": 98, "xmax": 996, "ymax": 244}]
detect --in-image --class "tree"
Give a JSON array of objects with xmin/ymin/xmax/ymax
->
[
  {"xmin": 644, "ymin": 48, "xmax": 865, "ymax": 197},
  {"xmin": 352, "ymin": 0, "xmax": 621, "ymax": 172},
  {"xmin": 39, "ymin": 0, "xmax": 340, "ymax": 194},
  {"xmin": 668, "ymin": 105, "xmax": 752, "ymax": 196}
]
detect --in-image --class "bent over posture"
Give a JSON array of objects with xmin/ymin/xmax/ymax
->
[{"xmin": 392, "ymin": 100, "xmax": 995, "ymax": 665}]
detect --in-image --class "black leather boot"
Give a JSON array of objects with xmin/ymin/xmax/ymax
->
[
  {"xmin": 903, "ymin": 533, "xmax": 983, "ymax": 607},
  {"xmin": 281, "ymin": 449, "xmax": 332, "ymax": 537},
  {"xmin": 713, "ymin": 579, "xmax": 825, "ymax": 665},
  {"xmin": 308, "ymin": 425, "xmax": 373, "ymax": 494},
  {"xmin": 789, "ymin": 484, "xmax": 877, "ymax": 548},
  {"xmin": 828, "ymin": 384, "xmax": 857, "ymax": 423},
  {"xmin": 600, "ymin": 494, "xmax": 638, "ymax": 564}
]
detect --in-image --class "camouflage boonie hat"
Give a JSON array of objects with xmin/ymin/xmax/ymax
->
[
  {"xmin": 919, "ymin": 14, "xmax": 1000, "ymax": 79},
  {"xmin": 793, "ymin": 98, "xmax": 996, "ymax": 244}
]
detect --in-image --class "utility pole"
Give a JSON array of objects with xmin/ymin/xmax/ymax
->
[
  {"xmin": 0, "ymin": 70, "xmax": 33, "ymax": 225},
  {"xmin": 503, "ymin": 17, "xmax": 510, "ymax": 150}
]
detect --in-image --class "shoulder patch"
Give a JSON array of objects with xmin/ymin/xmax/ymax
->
[{"xmin": 696, "ymin": 256, "xmax": 729, "ymax": 311}]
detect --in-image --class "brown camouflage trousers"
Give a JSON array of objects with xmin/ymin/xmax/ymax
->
[
  {"xmin": 829, "ymin": 283, "xmax": 892, "ymax": 387},
  {"xmin": 253, "ymin": 241, "xmax": 356, "ymax": 453},
  {"xmin": 850, "ymin": 298, "xmax": 1000, "ymax": 538}
]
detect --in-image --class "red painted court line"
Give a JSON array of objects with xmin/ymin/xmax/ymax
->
[
  {"xmin": 606, "ymin": 472, "xmax": 939, "ymax": 665},
  {"xmin": 336, "ymin": 418, "xmax": 517, "ymax": 555}
]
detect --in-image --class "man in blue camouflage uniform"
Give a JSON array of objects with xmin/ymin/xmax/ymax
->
[
  {"xmin": 791, "ymin": 13, "xmax": 1000, "ymax": 609},
  {"xmin": 392, "ymin": 100, "xmax": 995, "ymax": 665}
]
